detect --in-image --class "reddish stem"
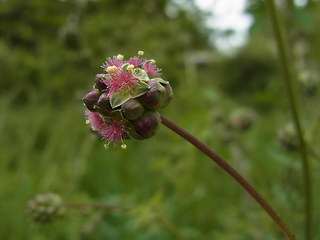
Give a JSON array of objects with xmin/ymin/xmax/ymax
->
[{"xmin": 161, "ymin": 115, "xmax": 297, "ymax": 240}]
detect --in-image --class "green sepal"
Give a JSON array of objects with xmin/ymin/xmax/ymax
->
[
  {"xmin": 133, "ymin": 68, "xmax": 149, "ymax": 81},
  {"xmin": 151, "ymin": 77, "xmax": 169, "ymax": 84},
  {"xmin": 103, "ymin": 109, "xmax": 125, "ymax": 122},
  {"xmin": 110, "ymin": 81, "xmax": 149, "ymax": 108},
  {"xmin": 124, "ymin": 121, "xmax": 143, "ymax": 140}
]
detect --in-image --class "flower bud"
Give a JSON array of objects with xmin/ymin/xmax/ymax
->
[
  {"xmin": 95, "ymin": 74, "xmax": 108, "ymax": 92},
  {"xmin": 82, "ymin": 90, "xmax": 101, "ymax": 112},
  {"xmin": 27, "ymin": 193, "xmax": 65, "ymax": 223},
  {"xmin": 133, "ymin": 111, "xmax": 160, "ymax": 139},
  {"xmin": 96, "ymin": 92, "xmax": 112, "ymax": 115},
  {"xmin": 121, "ymin": 98, "xmax": 144, "ymax": 120},
  {"xmin": 160, "ymin": 83, "xmax": 173, "ymax": 108},
  {"xmin": 139, "ymin": 80, "xmax": 166, "ymax": 110}
]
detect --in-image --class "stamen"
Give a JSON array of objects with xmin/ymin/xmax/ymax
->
[
  {"xmin": 121, "ymin": 144, "xmax": 127, "ymax": 149},
  {"xmin": 117, "ymin": 54, "xmax": 124, "ymax": 60},
  {"xmin": 127, "ymin": 64, "xmax": 135, "ymax": 71},
  {"xmin": 107, "ymin": 66, "xmax": 118, "ymax": 72}
]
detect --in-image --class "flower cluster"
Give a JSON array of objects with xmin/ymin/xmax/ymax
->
[{"xmin": 82, "ymin": 51, "xmax": 173, "ymax": 148}]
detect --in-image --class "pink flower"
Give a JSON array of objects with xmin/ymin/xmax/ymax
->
[
  {"xmin": 142, "ymin": 61, "xmax": 161, "ymax": 76},
  {"xmin": 127, "ymin": 56, "xmax": 141, "ymax": 67},
  {"xmin": 103, "ymin": 69, "xmax": 138, "ymax": 97},
  {"xmin": 102, "ymin": 56, "xmax": 124, "ymax": 69},
  {"xmin": 85, "ymin": 110, "xmax": 107, "ymax": 133},
  {"xmin": 101, "ymin": 119, "xmax": 128, "ymax": 146},
  {"xmin": 86, "ymin": 110, "xmax": 128, "ymax": 146}
]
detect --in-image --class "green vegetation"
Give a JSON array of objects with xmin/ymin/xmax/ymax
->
[{"xmin": 1, "ymin": 0, "xmax": 320, "ymax": 239}]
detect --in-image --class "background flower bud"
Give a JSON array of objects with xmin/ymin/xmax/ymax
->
[
  {"xmin": 82, "ymin": 90, "xmax": 101, "ymax": 112},
  {"xmin": 121, "ymin": 98, "xmax": 144, "ymax": 120},
  {"xmin": 27, "ymin": 193, "xmax": 65, "ymax": 223},
  {"xmin": 139, "ymin": 80, "xmax": 166, "ymax": 110},
  {"xmin": 96, "ymin": 92, "xmax": 112, "ymax": 115},
  {"xmin": 132, "ymin": 111, "xmax": 161, "ymax": 139},
  {"xmin": 95, "ymin": 74, "xmax": 108, "ymax": 92}
]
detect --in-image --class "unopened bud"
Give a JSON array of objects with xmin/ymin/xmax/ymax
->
[
  {"xmin": 160, "ymin": 83, "xmax": 173, "ymax": 108},
  {"xmin": 121, "ymin": 98, "xmax": 144, "ymax": 120},
  {"xmin": 27, "ymin": 193, "xmax": 65, "ymax": 223},
  {"xmin": 133, "ymin": 111, "xmax": 160, "ymax": 139},
  {"xmin": 139, "ymin": 80, "xmax": 166, "ymax": 110},
  {"xmin": 97, "ymin": 93, "xmax": 112, "ymax": 115},
  {"xmin": 95, "ymin": 74, "xmax": 107, "ymax": 92},
  {"xmin": 82, "ymin": 91, "xmax": 101, "ymax": 112}
]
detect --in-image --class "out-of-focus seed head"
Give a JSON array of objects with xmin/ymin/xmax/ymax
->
[
  {"xmin": 278, "ymin": 123, "xmax": 299, "ymax": 151},
  {"xmin": 139, "ymin": 80, "xmax": 166, "ymax": 110},
  {"xmin": 121, "ymin": 98, "xmax": 144, "ymax": 120},
  {"xmin": 133, "ymin": 111, "xmax": 161, "ymax": 139},
  {"xmin": 27, "ymin": 193, "xmax": 65, "ymax": 224},
  {"xmin": 230, "ymin": 108, "xmax": 257, "ymax": 131},
  {"xmin": 298, "ymin": 70, "xmax": 319, "ymax": 96},
  {"xmin": 82, "ymin": 90, "xmax": 101, "ymax": 112}
]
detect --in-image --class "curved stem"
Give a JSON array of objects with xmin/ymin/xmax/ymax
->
[
  {"xmin": 160, "ymin": 115, "xmax": 297, "ymax": 240},
  {"xmin": 265, "ymin": 1, "xmax": 312, "ymax": 239}
]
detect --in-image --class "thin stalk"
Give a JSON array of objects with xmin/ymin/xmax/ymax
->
[
  {"xmin": 65, "ymin": 202, "xmax": 129, "ymax": 212},
  {"xmin": 265, "ymin": 1, "xmax": 312, "ymax": 239},
  {"xmin": 161, "ymin": 115, "xmax": 297, "ymax": 240}
]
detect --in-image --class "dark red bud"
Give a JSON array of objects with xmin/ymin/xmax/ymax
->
[
  {"xmin": 121, "ymin": 98, "xmax": 144, "ymax": 120},
  {"xmin": 95, "ymin": 74, "xmax": 108, "ymax": 92},
  {"xmin": 160, "ymin": 83, "xmax": 173, "ymax": 108},
  {"xmin": 132, "ymin": 111, "xmax": 160, "ymax": 139},
  {"xmin": 82, "ymin": 91, "xmax": 100, "ymax": 111},
  {"xmin": 97, "ymin": 93, "xmax": 112, "ymax": 115},
  {"xmin": 139, "ymin": 80, "xmax": 166, "ymax": 110}
]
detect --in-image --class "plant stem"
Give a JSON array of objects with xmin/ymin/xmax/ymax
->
[
  {"xmin": 160, "ymin": 115, "xmax": 297, "ymax": 240},
  {"xmin": 65, "ymin": 202, "xmax": 129, "ymax": 212},
  {"xmin": 265, "ymin": 1, "xmax": 312, "ymax": 239}
]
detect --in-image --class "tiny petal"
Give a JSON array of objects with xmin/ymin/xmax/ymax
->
[{"xmin": 138, "ymin": 50, "xmax": 144, "ymax": 56}]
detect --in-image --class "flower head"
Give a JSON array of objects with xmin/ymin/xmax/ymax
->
[
  {"xmin": 83, "ymin": 51, "xmax": 173, "ymax": 148},
  {"xmin": 27, "ymin": 193, "xmax": 65, "ymax": 223}
]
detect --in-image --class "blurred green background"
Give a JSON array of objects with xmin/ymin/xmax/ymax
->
[{"xmin": 1, "ymin": 0, "xmax": 320, "ymax": 239}]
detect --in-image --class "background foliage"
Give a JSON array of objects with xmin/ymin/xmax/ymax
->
[{"xmin": 1, "ymin": 0, "xmax": 320, "ymax": 239}]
